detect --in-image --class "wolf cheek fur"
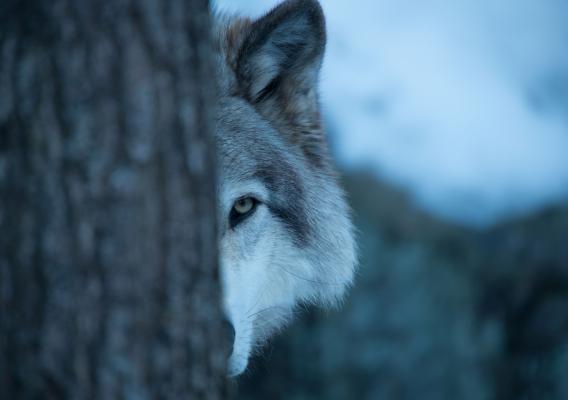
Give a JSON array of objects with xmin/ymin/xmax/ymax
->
[{"xmin": 214, "ymin": 0, "xmax": 357, "ymax": 376}]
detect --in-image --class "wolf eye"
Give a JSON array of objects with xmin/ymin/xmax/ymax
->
[
  {"xmin": 234, "ymin": 197, "xmax": 255, "ymax": 214},
  {"xmin": 229, "ymin": 197, "xmax": 259, "ymax": 228}
]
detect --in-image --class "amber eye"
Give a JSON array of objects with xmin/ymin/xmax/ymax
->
[
  {"xmin": 229, "ymin": 197, "xmax": 259, "ymax": 229},
  {"xmin": 234, "ymin": 197, "xmax": 255, "ymax": 215}
]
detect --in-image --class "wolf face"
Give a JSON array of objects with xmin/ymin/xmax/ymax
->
[{"xmin": 214, "ymin": 0, "xmax": 356, "ymax": 376}]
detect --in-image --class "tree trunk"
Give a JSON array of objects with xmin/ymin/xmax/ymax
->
[{"xmin": 0, "ymin": 0, "xmax": 228, "ymax": 398}]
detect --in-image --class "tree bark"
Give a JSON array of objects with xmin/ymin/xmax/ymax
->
[{"xmin": 0, "ymin": 0, "xmax": 228, "ymax": 398}]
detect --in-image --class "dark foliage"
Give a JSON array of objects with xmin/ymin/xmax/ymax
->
[{"xmin": 238, "ymin": 172, "xmax": 568, "ymax": 400}]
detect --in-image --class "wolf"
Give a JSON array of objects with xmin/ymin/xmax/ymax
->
[{"xmin": 214, "ymin": 0, "xmax": 357, "ymax": 376}]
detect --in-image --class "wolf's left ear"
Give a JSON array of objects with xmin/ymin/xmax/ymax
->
[
  {"xmin": 235, "ymin": 0, "xmax": 327, "ymax": 160},
  {"xmin": 236, "ymin": 0, "xmax": 325, "ymax": 103}
]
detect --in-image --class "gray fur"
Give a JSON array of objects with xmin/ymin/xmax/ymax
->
[{"xmin": 213, "ymin": 0, "xmax": 357, "ymax": 376}]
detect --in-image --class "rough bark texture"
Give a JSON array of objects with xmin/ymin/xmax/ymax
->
[{"xmin": 0, "ymin": 0, "xmax": 228, "ymax": 399}]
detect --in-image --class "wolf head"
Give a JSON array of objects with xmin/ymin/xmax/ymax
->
[{"xmin": 213, "ymin": 0, "xmax": 356, "ymax": 376}]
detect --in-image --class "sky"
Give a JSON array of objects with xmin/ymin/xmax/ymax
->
[{"xmin": 213, "ymin": 0, "xmax": 568, "ymax": 227}]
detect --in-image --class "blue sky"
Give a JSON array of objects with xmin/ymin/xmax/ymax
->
[{"xmin": 214, "ymin": 0, "xmax": 568, "ymax": 227}]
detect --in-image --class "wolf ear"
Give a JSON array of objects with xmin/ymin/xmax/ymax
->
[
  {"xmin": 235, "ymin": 0, "xmax": 328, "ymax": 163},
  {"xmin": 236, "ymin": 0, "xmax": 325, "ymax": 103}
]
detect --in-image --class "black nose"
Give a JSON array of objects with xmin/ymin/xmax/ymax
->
[{"xmin": 223, "ymin": 319, "xmax": 235, "ymax": 356}]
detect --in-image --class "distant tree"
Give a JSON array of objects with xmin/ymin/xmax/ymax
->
[{"xmin": 0, "ymin": 0, "xmax": 229, "ymax": 398}]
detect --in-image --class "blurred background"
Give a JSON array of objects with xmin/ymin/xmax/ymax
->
[{"xmin": 214, "ymin": 0, "xmax": 568, "ymax": 399}]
